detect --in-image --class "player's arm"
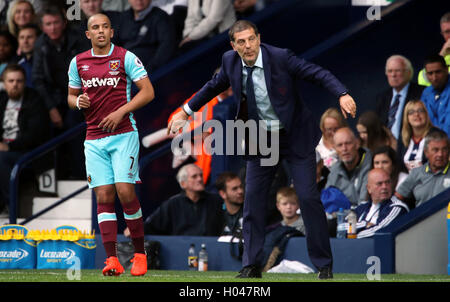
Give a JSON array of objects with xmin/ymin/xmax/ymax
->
[
  {"xmin": 68, "ymin": 88, "xmax": 90, "ymax": 110},
  {"xmin": 67, "ymin": 57, "xmax": 91, "ymax": 111},
  {"xmin": 98, "ymin": 76, "xmax": 154, "ymax": 132}
]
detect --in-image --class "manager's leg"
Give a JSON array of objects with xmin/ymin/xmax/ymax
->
[
  {"xmin": 287, "ymin": 151, "xmax": 333, "ymax": 273},
  {"xmin": 241, "ymin": 159, "xmax": 277, "ymax": 270}
]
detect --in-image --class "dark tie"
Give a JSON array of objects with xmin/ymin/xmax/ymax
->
[
  {"xmin": 387, "ymin": 94, "xmax": 401, "ymax": 130},
  {"xmin": 245, "ymin": 66, "xmax": 259, "ymax": 122}
]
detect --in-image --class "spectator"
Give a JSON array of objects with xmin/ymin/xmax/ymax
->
[
  {"xmin": 375, "ymin": 55, "xmax": 425, "ymax": 143},
  {"xmin": 420, "ymin": 54, "xmax": 450, "ymax": 136},
  {"xmin": 316, "ymin": 107, "xmax": 347, "ymax": 169},
  {"xmin": 32, "ymin": 5, "xmax": 85, "ymax": 179},
  {"xmin": 0, "ymin": 1, "xmax": 14, "ymax": 27},
  {"xmin": 400, "ymin": 99, "xmax": 439, "ymax": 172},
  {"xmin": 14, "ymin": 24, "xmax": 39, "ymax": 88},
  {"xmin": 395, "ymin": 129, "xmax": 450, "ymax": 207},
  {"xmin": 325, "ymin": 127, "xmax": 372, "ymax": 206},
  {"xmin": 141, "ymin": 163, "xmax": 224, "ymax": 235},
  {"xmin": 153, "ymin": 0, "xmax": 187, "ymax": 45},
  {"xmin": 371, "ymin": 145, "xmax": 408, "ymax": 192},
  {"xmin": 179, "ymin": 0, "xmax": 236, "ymax": 50},
  {"xmin": 71, "ymin": 0, "xmax": 121, "ymax": 52},
  {"xmin": 418, "ymin": 12, "xmax": 450, "ymax": 86},
  {"xmin": 116, "ymin": 0, "xmax": 175, "ymax": 72},
  {"xmin": 0, "ymin": 30, "xmax": 18, "ymax": 78},
  {"xmin": 32, "ymin": 5, "xmax": 84, "ymax": 129},
  {"xmin": 262, "ymin": 186, "xmax": 305, "ymax": 271},
  {"xmin": 233, "ymin": 0, "xmax": 271, "ymax": 19},
  {"xmin": 6, "ymin": 0, "xmax": 37, "ymax": 38},
  {"xmin": 215, "ymin": 171, "xmax": 244, "ymax": 236},
  {"xmin": 102, "ymin": 0, "xmax": 130, "ymax": 12},
  {"xmin": 354, "ymin": 168, "xmax": 408, "ymax": 239},
  {"xmin": 356, "ymin": 110, "xmax": 397, "ymax": 153},
  {"xmin": 0, "ymin": 64, "xmax": 49, "ymax": 216}
]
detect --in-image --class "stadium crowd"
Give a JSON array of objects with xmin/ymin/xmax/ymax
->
[{"xmin": 0, "ymin": 1, "xmax": 449, "ymax": 264}]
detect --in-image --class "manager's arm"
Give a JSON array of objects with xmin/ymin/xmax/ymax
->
[
  {"xmin": 168, "ymin": 62, "xmax": 230, "ymax": 134},
  {"xmin": 286, "ymin": 50, "xmax": 356, "ymax": 118}
]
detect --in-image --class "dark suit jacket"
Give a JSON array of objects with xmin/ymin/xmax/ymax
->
[
  {"xmin": 375, "ymin": 82, "xmax": 425, "ymax": 162},
  {"xmin": 375, "ymin": 82, "xmax": 425, "ymax": 126},
  {"xmin": 187, "ymin": 43, "xmax": 348, "ymax": 157},
  {"xmin": 0, "ymin": 88, "xmax": 50, "ymax": 152}
]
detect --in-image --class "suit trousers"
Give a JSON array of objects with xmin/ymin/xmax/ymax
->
[{"xmin": 242, "ymin": 130, "xmax": 333, "ymax": 270}]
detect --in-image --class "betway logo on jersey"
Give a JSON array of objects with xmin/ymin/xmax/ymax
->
[
  {"xmin": 82, "ymin": 77, "xmax": 120, "ymax": 88},
  {"xmin": 0, "ymin": 249, "xmax": 29, "ymax": 262}
]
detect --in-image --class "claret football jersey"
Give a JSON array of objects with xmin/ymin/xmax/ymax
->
[{"xmin": 68, "ymin": 43, "xmax": 148, "ymax": 140}]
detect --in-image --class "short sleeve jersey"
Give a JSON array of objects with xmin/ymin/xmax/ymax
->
[{"xmin": 68, "ymin": 44, "xmax": 148, "ymax": 140}]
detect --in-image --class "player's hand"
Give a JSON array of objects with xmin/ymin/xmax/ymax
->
[
  {"xmin": 98, "ymin": 109, "xmax": 125, "ymax": 132},
  {"xmin": 167, "ymin": 110, "xmax": 189, "ymax": 135},
  {"xmin": 339, "ymin": 94, "xmax": 357, "ymax": 118},
  {"xmin": 77, "ymin": 93, "xmax": 90, "ymax": 109},
  {"xmin": 49, "ymin": 108, "xmax": 63, "ymax": 128}
]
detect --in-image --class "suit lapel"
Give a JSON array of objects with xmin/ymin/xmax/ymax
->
[
  {"xmin": 232, "ymin": 55, "xmax": 243, "ymax": 114},
  {"xmin": 261, "ymin": 45, "xmax": 273, "ymax": 100}
]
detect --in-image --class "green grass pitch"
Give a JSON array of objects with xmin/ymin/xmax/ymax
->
[{"xmin": 0, "ymin": 270, "xmax": 449, "ymax": 282}]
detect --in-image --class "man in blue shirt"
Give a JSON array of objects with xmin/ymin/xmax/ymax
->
[{"xmin": 421, "ymin": 54, "xmax": 450, "ymax": 136}]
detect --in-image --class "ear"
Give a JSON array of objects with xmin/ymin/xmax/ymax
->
[
  {"xmin": 230, "ymin": 41, "xmax": 238, "ymax": 52},
  {"xmin": 218, "ymin": 190, "xmax": 226, "ymax": 201},
  {"xmin": 180, "ymin": 180, "xmax": 187, "ymax": 190},
  {"xmin": 85, "ymin": 30, "xmax": 91, "ymax": 40},
  {"xmin": 110, "ymin": 28, "xmax": 114, "ymax": 39}
]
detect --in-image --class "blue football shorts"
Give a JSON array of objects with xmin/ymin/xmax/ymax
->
[{"xmin": 84, "ymin": 131, "xmax": 141, "ymax": 188}]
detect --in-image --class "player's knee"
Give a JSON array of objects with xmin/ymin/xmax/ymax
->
[
  {"xmin": 116, "ymin": 184, "xmax": 136, "ymax": 203},
  {"xmin": 95, "ymin": 188, "xmax": 116, "ymax": 204}
]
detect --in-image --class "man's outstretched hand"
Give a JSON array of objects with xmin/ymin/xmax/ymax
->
[
  {"xmin": 339, "ymin": 94, "xmax": 357, "ymax": 118},
  {"xmin": 167, "ymin": 109, "xmax": 189, "ymax": 135}
]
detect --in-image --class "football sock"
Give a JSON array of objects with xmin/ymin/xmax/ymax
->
[
  {"xmin": 122, "ymin": 197, "xmax": 145, "ymax": 254},
  {"xmin": 97, "ymin": 202, "xmax": 118, "ymax": 258}
]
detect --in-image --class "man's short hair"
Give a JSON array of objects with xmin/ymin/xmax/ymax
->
[
  {"xmin": 38, "ymin": 5, "xmax": 66, "ymax": 25},
  {"xmin": 385, "ymin": 54, "xmax": 414, "ymax": 81},
  {"xmin": 276, "ymin": 187, "xmax": 298, "ymax": 204},
  {"xmin": 215, "ymin": 171, "xmax": 239, "ymax": 192},
  {"xmin": 18, "ymin": 23, "xmax": 41, "ymax": 36},
  {"xmin": 424, "ymin": 129, "xmax": 450, "ymax": 151},
  {"xmin": 228, "ymin": 20, "xmax": 259, "ymax": 42},
  {"xmin": 424, "ymin": 54, "xmax": 448, "ymax": 69},
  {"xmin": 176, "ymin": 163, "xmax": 200, "ymax": 185},
  {"xmin": 440, "ymin": 12, "xmax": 450, "ymax": 24},
  {"xmin": 1, "ymin": 64, "xmax": 26, "ymax": 81}
]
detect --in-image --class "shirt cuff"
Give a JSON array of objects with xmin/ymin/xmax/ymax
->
[{"xmin": 183, "ymin": 103, "xmax": 194, "ymax": 116}]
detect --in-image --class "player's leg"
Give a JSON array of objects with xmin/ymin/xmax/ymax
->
[
  {"xmin": 94, "ymin": 185, "xmax": 124, "ymax": 276},
  {"xmin": 85, "ymin": 138, "xmax": 124, "ymax": 276},
  {"xmin": 110, "ymin": 131, "xmax": 146, "ymax": 276},
  {"xmin": 115, "ymin": 182, "xmax": 146, "ymax": 276}
]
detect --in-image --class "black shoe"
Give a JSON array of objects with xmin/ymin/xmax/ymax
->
[
  {"xmin": 317, "ymin": 267, "xmax": 333, "ymax": 280},
  {"xmin": 236, "ymin": 265, "xmax": 262, "ymax": 278}
]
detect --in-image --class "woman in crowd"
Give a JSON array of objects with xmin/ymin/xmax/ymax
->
[
  {"xmin": 372, "ymin": 145, "xmax": 408, "ymax": 192},
  {"xmin": 356, "ymin": 110, "xmax": 397, "ymax": 153},
  {"xmin": 7, "ymin": 0, "xmax": 37, "ymax": 38},
  {"xmin": 316, "ymin": 107, "xmax": 347, "ymax": 169},
  {"xmin": 400, "ymin": 99, "xmax": 438, "ymax": 172}
]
